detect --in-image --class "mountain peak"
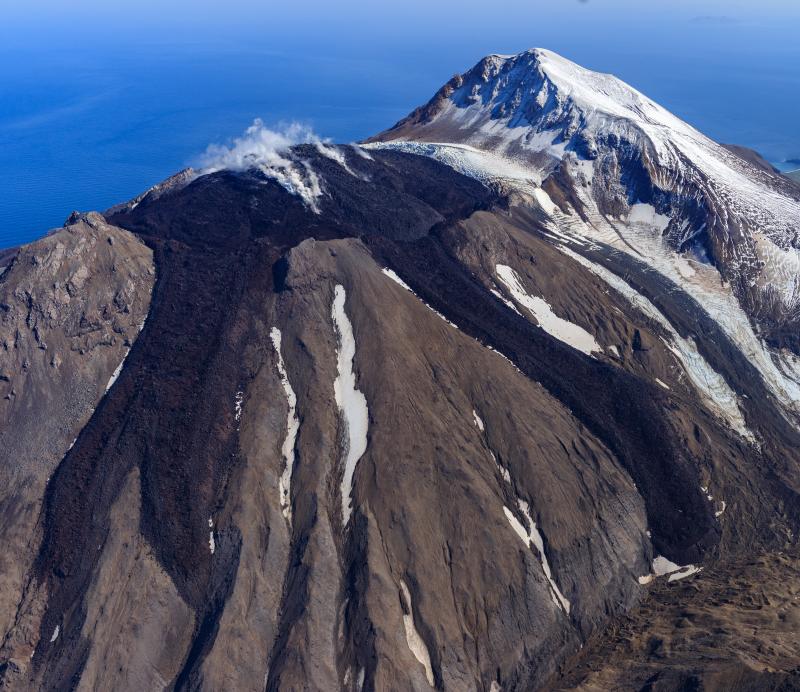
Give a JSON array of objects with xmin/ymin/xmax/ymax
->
[
  {"xmin": 366, "ymin": 48, "xmax": 800, "ymax": 351},
  {"xmin": 371, "ymin": 47, "xmax": 678, "ymax": 149}
]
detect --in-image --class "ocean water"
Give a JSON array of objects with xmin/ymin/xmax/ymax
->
[{"xmin": 2, "ymin": 2, "xmax": 799, "ymax": 248}]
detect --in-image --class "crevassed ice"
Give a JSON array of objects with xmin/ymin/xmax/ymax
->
[
  {"xmin": 365, "ymin": 140, "xmax": 541, "ymax": 192},
  {"xmin": 399, "ymin": 581, "xmax": 435, "ymax": 687},
  {"xmin": 270, "ymin": 327, "xmax": 300, "ymax": 522},
  {"xmin": 557, "ymin": 245, "xmax": 754, "ymax": 441},
  {"xmin": 332, "ymin": 286, "xmax": 370, "ymax": 526},
  {"xmin": 496, "ymin": 263, "xmax": 602, "ymax": 356},
  {"xmin": 553, "ymin": 201, "xmax": 800, "ymax": 430}
]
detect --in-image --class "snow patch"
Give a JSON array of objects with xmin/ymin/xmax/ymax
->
[
  {"xmin": 629, "ymin": 203, "xmax": 671, "ymax": 232},
  {"xmin": 49, "ymin": 625, "xmax": 59, "ymax": 643},
  {"xmin": 105, "ymin": 356, "xmax": 127, "ymax": 393},
  {"xmin": 382, "ymin": 267, "xmax": 413, "ymax": 292},
  {"xmin": 399, "ymin": 581, "xmax": 435, "ymax": 687},
  {"xmin": 490, "ymin": 287, "xmax": 522, "ymax": 314},
  {"xmin": 208, "ymin": 517, "xmax": 215, "ymax": 555},
  {"xmin": 496, "ymin": 264, "xmax": 601, "ymax": 356},
  {"xmin": 383, "ymin": 269, "xmax": 526, "ymax": 374},
  {"xmin": 104, "ymin": 314, "xmax": 149, "ymax": 394},
  {"xmin": 490, "ymin": 452, "xmax": 512, "ymax": 483},
  {"xmin": 234, "ymin": 391, "xmax": 244, "ymax": 423},
  {"xmin": 472, "ymin": 410, "xmax": 485, "ymax": 432},
  {"xmin": 270, "ymin": 327, "xmax": 300, "ymax": 522},
  {"xmin": 533, "ymin": 187, "xmax": 558, "ymax": 216},
  {"xmin": 503, "ymin": 500, "xmax": 570, "ymax": 613},
  {"xmin": 653, "ymin": 556, "xmax": 682, "ymax": 576},
  {"xmin": 639, "ymin": 555, "xmax": 702, "ymax": 584},
  {"xmin": 668, "ymin": 565, "xmax": 703, "ymax": 582},
  {"xmin": 332, "ymin": 286, "xmax": 370, "ymax": 526}
]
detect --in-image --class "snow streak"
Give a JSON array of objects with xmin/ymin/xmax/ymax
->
[
  {"xmin": 270, "ymin": 327, "xmax": 300, "ymax": 523},
  {"xmin": 331, "ymin": 286, "xmax": 369, "ymax": 526},
  {"xmin": 557, "ymin": 246, "xmax": 754, "ymax": 441},
  {"xmin": 496, "ymin": 263, "xmax": 601, "ymax": 356},
  {"xmin": 504, "ymin": 500, "xmax": 570, "ymax": 613},
  {"xmin": 399, "ymin": 581, "xmax": 435, "ymax": 686}
]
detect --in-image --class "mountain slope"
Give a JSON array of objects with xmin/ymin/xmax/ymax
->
[
  {"xmin": 369, "ymin": 49, "xmax": 800, "ymax": 357},
  {"xmin": 0, "ymin": 50, "xmax": 799, "ymax": 691},
  {"xmin": 0, "ymin": 213, "xmax": 154, "ymax": 678}
]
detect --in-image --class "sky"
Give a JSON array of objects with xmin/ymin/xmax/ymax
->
[{"xmin": 1, "ymin": 0, "xmax": 798, "ymax": 245}]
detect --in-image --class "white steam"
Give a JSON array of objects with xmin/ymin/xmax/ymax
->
[
  {"xmin": 198, "ymin": 119, "xmax": 325, "ymax": 211},
  {"xmin": 199, "ymin": 120, "xmax": 317, "ymax": 172}
]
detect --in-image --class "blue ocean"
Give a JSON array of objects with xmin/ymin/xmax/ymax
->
[{"xmin": 2, "ymin": 1, "xmax": 799, "ymax": 248}]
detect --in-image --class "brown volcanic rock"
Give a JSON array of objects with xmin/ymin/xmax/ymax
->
[
  {"xmin": 0, "ymin": 212, "xmax": 154, "ymax": 681},
  {"xmin": 76, "ymin": 468, "xmax": 195, "ymax": 691},
  {"xmin": 550, "ymin": 551, "xmax": 800, "ymax": 691},
  {"xmin": 253, "ymin": 237, "xmax": 649, "ymax": 690}
]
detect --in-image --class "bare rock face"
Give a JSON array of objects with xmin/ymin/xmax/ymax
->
[
  {"xmin": 1, "ymin": 51, "xmax": 800, "ymax": 692},
  {"xmin": 0, "ymin": 212, "xmax": 154, "ymax": 683}
]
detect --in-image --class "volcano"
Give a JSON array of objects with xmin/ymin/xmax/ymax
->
[{"xmin": 1, "ymin": 49, "xmax": 800, "ymax": 691}]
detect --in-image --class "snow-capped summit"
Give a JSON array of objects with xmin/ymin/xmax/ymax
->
[
  {"xmin": 369, "ymin": 48, "xmax": 800, "ymax": 354},
  {"xmin": 375, "ymin": 48, "xmax": 689, "ymax": 147}
]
